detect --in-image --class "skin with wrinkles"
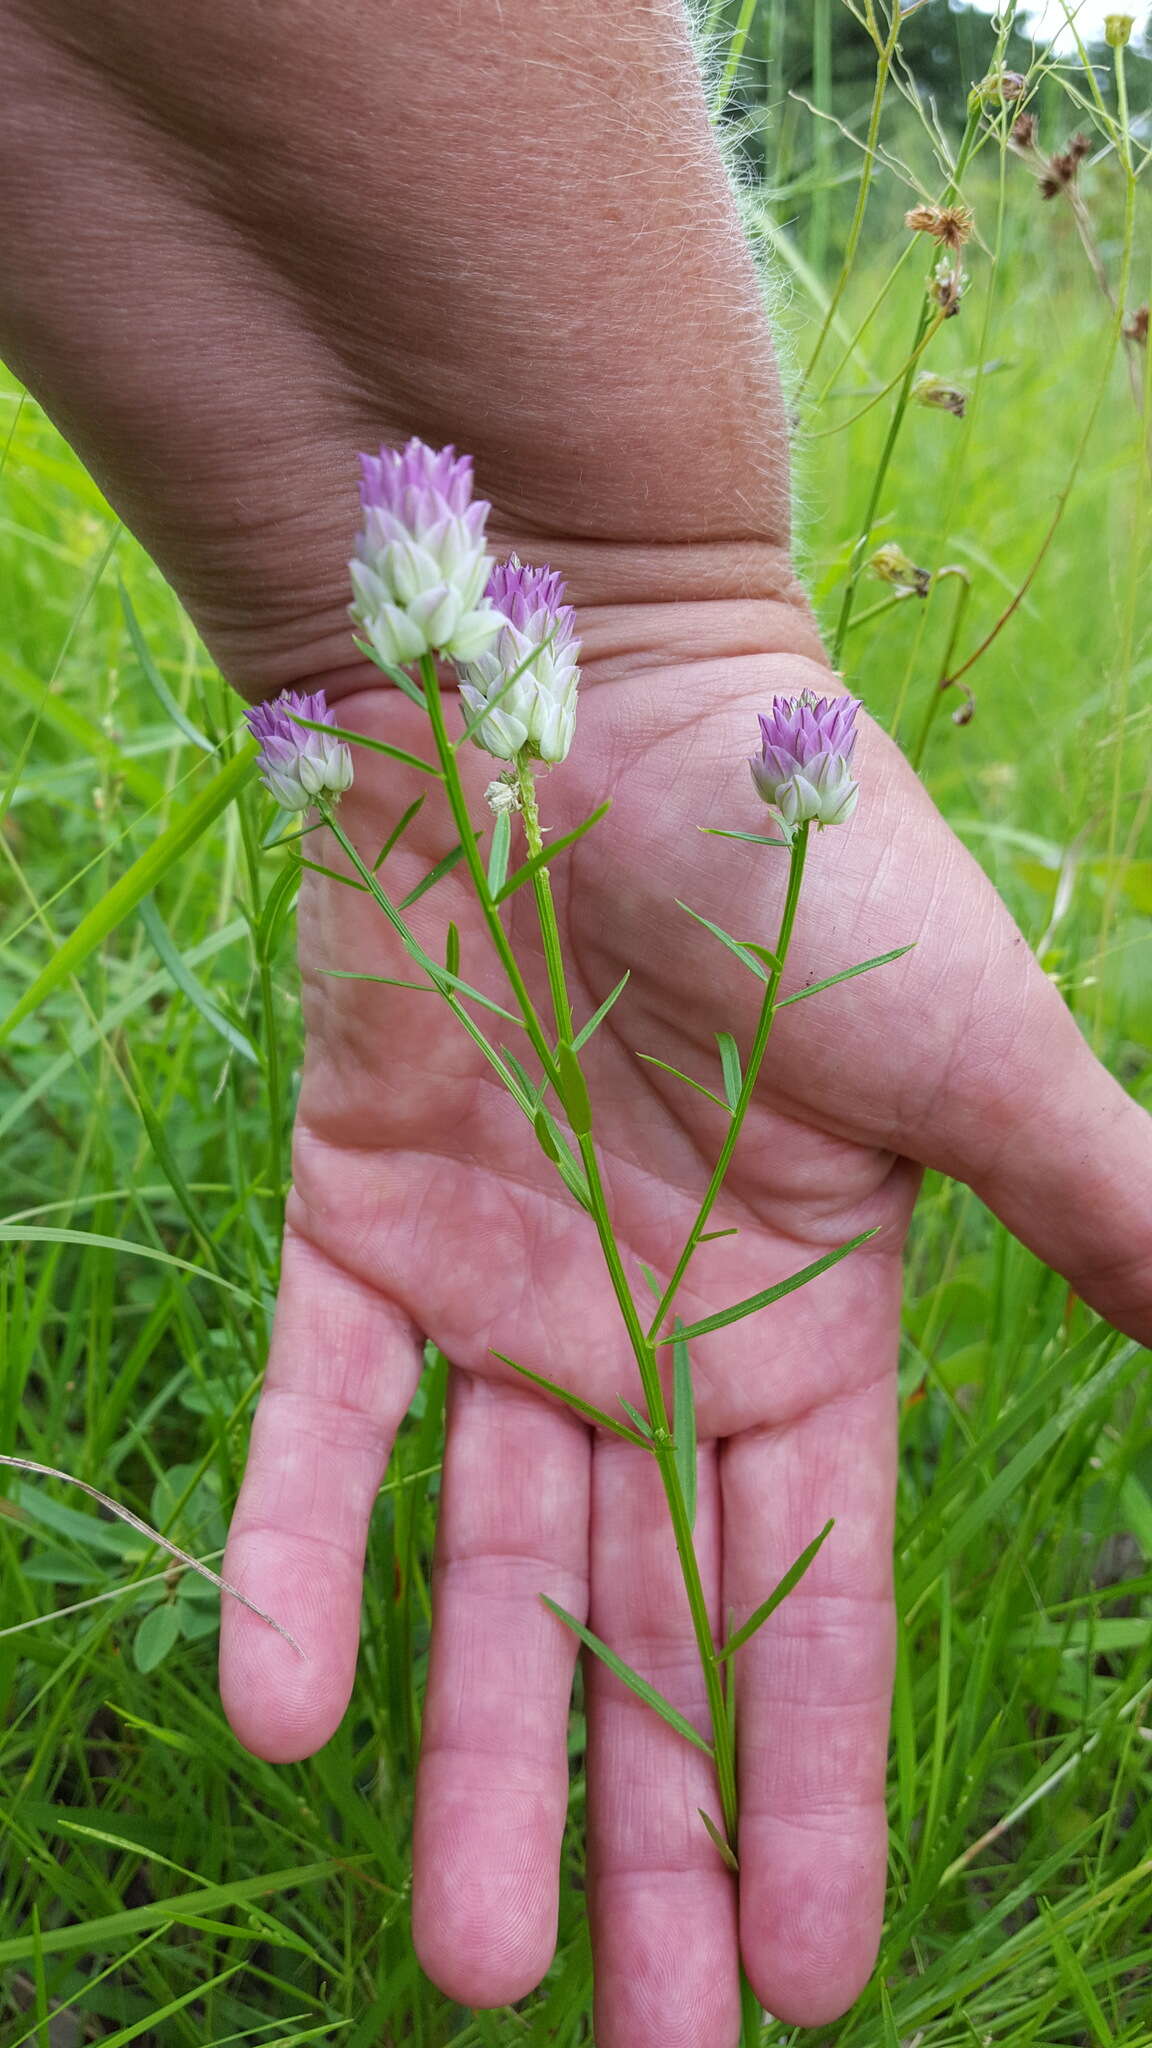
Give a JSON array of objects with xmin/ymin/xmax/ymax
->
[{"xmin": 1, "ymin": 4, "xmax": 1149, "ymax": 2038}]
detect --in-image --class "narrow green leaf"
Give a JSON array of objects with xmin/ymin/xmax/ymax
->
[
  {"xmin": 0, "ymin": 744, "xmax": 257, "ymax": 1045},
  {"xmin": 119, "ymin": 584, "xmax": 213, "ymax": 753},
  {"xmin": 373, "ymin": 793, "xmax": 426, "ymax": 871},
  {"xmin": 677, "ymin": 900, "xmax": 773, "ymax": 983},
  {"xmin": 353, "ymin": 637, "xmax": 427, "ymax": 705},
  {"xmin": 541, "ymin": 1597, "xmax": 714, "ymax": 1755},
  {"xmin": 716, "ymin": 1032, "xmax": 742, "ymax": 1110},
  {"xmin": 399, "ymin": 835, "xmax": 477, "ymax": 909},
  {"xmin": 495, "ymin": 801, "xmax": 611, "ymax": 904},
  {"xmin": 256, "ymin": 858, "xmax": 302, "ymax": 957},
  {"xmin": 299, "ymin": 858, "xmax": 368, "ymax": 892},
  {"xmin": 529, "ymin": 1105, "xmax": 592, "ymax": 1208},
  {"xmin": 487, "ymin": 807, "xmax": 512, "ymax": 897},
  {"xmin": 717, "ymin": 1519, "xmax": 836, "ymax": 1661},
  {"xmin": 494, "ymin": 1352, "xmax": 648, "ymax": 1445},
  {"xmin": 700, "ymin": 825, "xmax": 790, "ymax": 849},
  {"xmin": 0, "ymin": 1861, "xmax": 348, "ymax": 1967},
  {"xmin": 138, "ymin": 897, "xmax": 259, "ymax": 1066},
  {"xmin": 698, "ymin": 1808, "xmax": 740, "ymax": 1872},
  {"xmin": 637, "ymin": 1053, "xmax": 729, "ymax": 1113},
  {"xmin": 741, "ymin": 941, "xmax": 781, "ymax": 972},
  {"xmin": 533, "ymin": 1105, "xmax": 560, "ymax": 1162},
  {"xmin": 503, "ymin": 1047, "xmax": 544, "ymax": 1106},
  {"xmin": 445, "ymin": 920, "xmax": 461, "ymax": 978},
  {"xmin": 618, "ymin": 1395, "xmax": 653, "ymax": 1439},
  {"xmin": 699, "ymin": 1227, "xmax": 739, "ymax": 1243},
  {"xmin": 290, "ymin": 711, "xmax": 439, "ymax": 778},
  {"xmin": 0, "ymin": 1228, "xmax": 256, "ymax": 1302},
  {"xmin": 557, "ymin": 1041, "xmax": 592, "ymax": 1135},
  {"xmin": 666, "ymin": 1229, "xmax": 878, "ymax": 1343},
  {"xmin": 320, "ymin": 964, "xmax": 521, "ymax": 1025},
  {"xmin": 775, "ymin": 943, "xmax": 917, "ymax": 1010},
  {"xmin": 572, "ymin": 971, "xmax": 630, "ymax": 1051},
  {"xmin": 638, "ymin": 1262, "xmax": 662, "ymax": 1301},
  {"xmin": 672, "ymin": 1319, "xmax": 698, "ymax": 1529}
]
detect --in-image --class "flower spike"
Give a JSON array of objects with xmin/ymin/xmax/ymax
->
[
  {"xmin": 750, "ymin": 691, "xmax": 861, "ymax": 834},
  {"xmin": 245, "ymin": 688, "xmax": 354, "ymax": 811},
  {"xmin": 349, "ymin": 438, "xmax": 502, "ymax": 667},
  {"xmin": 457, "ymin": 555, "xmax": 581, "ymax": 763}
]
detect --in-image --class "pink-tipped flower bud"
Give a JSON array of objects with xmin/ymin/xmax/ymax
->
[
  {"xmin": 245, "ymin": 688, "xmax": 353, "ymax": 811},
  {"xmin": 349, "ymin": 440, "xmax": 502, "ymax": 667},
  {"xmin": 457, "ymin": 556, "xmax": 581, "ymax": 763},
  {"xmin": 750, "ymin": 691, "xmax": 861, "ymax": 833}
]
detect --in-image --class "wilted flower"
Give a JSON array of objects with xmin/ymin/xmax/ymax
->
[
  {"xmin": 913, "ymin": 370, "xmax": 970, "ymax": 419},
  {"xmin": 930, "ymin": 256, "xmax": 968, "ymax": 318},
  {"xmin": 245, "ymin": 689, "xmax": 353, "ymax": 811},
  {"xmin": 869, "ymin": 543, "xmax": 932, "ymax": 596},
  {"xmin": 485, "ymin": 776, "xmax": 521, "ymax": 815},
  {"xmin": 1105, "ymin": 15, "xmax": 1134, "ymax": 46},
  {"xmin": 1010, "ymin": 111, "xmax": 1039, "ymax": 152},
  {"xmin": 750, "ymin": 691, "xmax": 861, "ymax": 834},
  {"xmin": 974, "ymin": 69, "xmax": 1027, "ymax": 105},
  {"xmin": 905, "ymin": 203, "xmax": 973, "ymax": 251},
  {"xmin": 457, "ymin": 557, "xmax": 581, "ymax": 764},
  {"xmin": 1124, "ymin": 304, "xmax": 1149, "ymax": 346},
  {"xmin": 349, "ymin": 440, "xmax": 502, "ymax": 668}
]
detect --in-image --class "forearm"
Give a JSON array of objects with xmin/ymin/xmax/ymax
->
[{"xmin": 0, "ymin": 0, "xmax": 815, "ymax": 692}]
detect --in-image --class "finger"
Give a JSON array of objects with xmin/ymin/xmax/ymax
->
[
  {"xmin": 220, "ymin": 1226, "xmax": 423, "ymax": 1763},
  {"xmin": 587, "ymin": 1436, "xmax": 740, "ymax": 2048},
  {"xmin": 413, "ymin": 1374, "xmax": 590, "ymax": 2008},
  {"xmin": 724, "ymin": 1350, "xmax": 899, "ymax": 2027}
]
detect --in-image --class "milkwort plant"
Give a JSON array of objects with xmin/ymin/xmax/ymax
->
[{"xmin": 245, "ymin": 437, "xmax": 913, "ymax": 2048}]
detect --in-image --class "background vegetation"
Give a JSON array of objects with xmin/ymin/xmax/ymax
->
[{"xmin": 1, "ymin": 2, "xmax": 1150, "ymax": 2041}]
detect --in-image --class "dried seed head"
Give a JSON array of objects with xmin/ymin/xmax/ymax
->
[
  {"xmin": 975, "ymin": 70, "xmax": 1027, "ymax": 104},
  {"xmin": 1105, "ymin": 15, "xmax": 1134, "ymax": 46},
  {"xmin": 1124, "ymin": 305, "xmax": 1149, "ymax": 346},
  {"xmin": 905, "ymin": 203, "xmax": 974, "ymax": 251},
  {"xmin": 929, "ymin": 258, "xmax": 968, "ymax": 319},
  {"xmin": 869, "ymin": 544, "xmax": 932, "ymax": 597},
  {"xmin": 1010, "ymin": 112, "xmax": 1038, "ymax": 151},
  {"xmin": 1069, "ymin": 131, "xmax": 1094, "ymax": 163},
  {"xmin": 485, "ymin": 776, "xmax": 521, "ymax": 816},
  {"xmin": 913, "ymin": 371, "xmax": 970, "ymax": 419}
]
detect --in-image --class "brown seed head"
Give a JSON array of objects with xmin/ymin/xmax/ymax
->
[
  {"xmin": 1010, "ymin": 112, "xmax": 1038, "ymax": 151},
  {"xmin": 1123, "ymin": 305, "xmax": 1149, "ymax": 346},
  {"xmin": 1040, "ymin": 152, "xmax": 1075, "ymax": 200},
  {"xmin": 904, "ymin": 203, "xmax": 974, "ymax": 252},
  {"xmin": 1069, "ymin": 131, "xmax": 1093, "ymax": 163},
  {"xmin": 976, "ymin": 69, "xmax": 1028, "ymax": 104},
  {"xmin": 913, "ymin": 371, "xmax": 970, "ymax": 419}
]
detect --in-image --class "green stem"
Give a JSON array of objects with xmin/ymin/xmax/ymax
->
[
  {"xmin": 419, "ymin": 656, "xmax": 563, "ymax": 1093},
  {"xmin": 514, "ymin": 756, "xmax": 574, "ymax": 1043},
  {"xmin": 647, "ymin": 824, "xmax": 810, "ymax": 1340}
]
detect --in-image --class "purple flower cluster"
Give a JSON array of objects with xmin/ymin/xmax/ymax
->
[
  {"xmin": 457, "ymin": 556, "xmax": 581, "ymax": 763},
  {"xmin": 349, "ymin": 440, "xmax": 501, "ymax": 668},
  {"xmin": 750, "ymin": 691, "xmax": 861, "ymax": 833},
  {"xmin": 245, "ymin": 689, "xmax": 353, "ymax": 811}
]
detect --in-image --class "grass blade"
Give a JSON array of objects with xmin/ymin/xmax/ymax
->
[
  {"xmin": 119, "ymin": 583, "xmax": 213, "ymax": 753},
  {"xmin": 0, "ymin": 743, "xmax": 256, "ymax": 1044},
  {"xmin": 672, "ymin": 1319, "xmax": 698, "ymax": 1528},
  {"xmin": 494, "ymin": 1351, "xmax": 649, "ymax": 1446},
  {"xmin": 572, "ymin": 971, "xmax": 630, "ymax": 1051},
  {"xmin": 495, "ymin": 801, "xmax": 611, "ymax": 903},
  {"xmin": 139, "ymin": 897, "xmax": 259, "ymax": 1065},
  {"xmin": 717, "ymin": 1519, "xmax": 835, "ymax": 1661},
  {"xmin": 0, "ymin": 1861, "xmax": 349, "ymax": 1967},
  {"xmin": 541, "ymin": 1597, "xmax": 714, "ymax": 1755},
  {"xmin": 665, "ymin": 1229, "xmax": 878, "ymax": 1343},
  {"xmin": 775, "ymin": 942, "xmax": 916, "ymax": 1010}
]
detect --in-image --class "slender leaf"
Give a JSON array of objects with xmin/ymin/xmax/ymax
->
[
  {"xmin": 374, "ymin": 793, "xmax": 426, "ymax": 871},
  {"xmin": 557, "ymin": 1040, "xmax": 592, "ymax": 1134},
  {"xmin": 700, "ymin": 825, "xmax": 789, "ymax": 849},
  {"xmin": 0, "ymin": 743, "xmax": 257, "ymax": 1045},
  {"xmin": 494, "ymin": 1352, "xmax": 648, "ymax": 1446},
  {"xmin": 487, "ymin": 807, "xmax": 512, "ymax": 896},
  {"xmin": 665, "ymin": 1229, "xmax": 878, "ymax": 1343},
  {"xmin": 290, "ymin": 711, "xmax": 439, "ymax": 778},
  {"xmin": 699, "ymin": 1227, "xmax": 739, "ymax": 1243},
  {"xmin": 353, "ymin": 637, "xmax": 427, "ymax": 705},
  {"xmin": 495, "ymin": 801, "xmax": 611, "ymax": 903},
  {"xmin": 572, "ymin": 971, "xmax": 630, "ymax": 1051},
  {"xmin": 618, "ymin": 1395, "xmax": 653, "ymax": 1439},
  {"xmin": 138, "ymin": 897, "xmax": 259, "ymax": 1065},
  {"xmin": 299, "ymin": 858, "xmax": 368, "ymax": 892},
  {"xmin": 399, "ymin": 834, "xmax": 477, "ymax": 909},
  {"xmin": 716, "ymin": 1032, "xmax": 742, "ymax": 1110},
  {"xmin": 541, "ymin": 1598, "xmax": 714, "ymax": 1755},
  {"xmin": 637, "ymin": 1052, "xmax": 729, "ymax": 1113},
  {"xmin": 119, "ymin": 584, "xmax": 213, "ymax": 752},
  {"xmin": 776, "ymin": 943, "xmax": 916, "ymax": 1010},
  {"xmin": 0, "ymin": 1861, "xmax": 348, "ymax": 1967},
  {"xmin": 320, "ymin": 965, "xmax": 521, "ymax": 1024},
  {"xmin": 256, "ymin": 858, "xmax": 302, "ymax": 956},
  {"xmin": 445, "ymin": 920, "xmax": 460, "ymax": 978},
  {"xmin": 529, "ymin": 1105, "xmax": 592, "ymax": 1208},
  {"xmin": 672, "ymin": 1319, "xmax": 698, "ymax": 1528},
  {"xmin": 677, "ymin": 900, "xmax": 773, "ymax": 983},
  {"xmin": 698, "ymin": 1808, "xmax": 739, "ymax": 1871},
  {"xmin": 717, "ymin": 1519, "xmax": 835, "ymax": 1661}
]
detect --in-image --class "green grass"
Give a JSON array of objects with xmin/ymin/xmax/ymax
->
[{"xmin": 2, "ymin": 8, "xmax": 1151, "ymax": 2043}]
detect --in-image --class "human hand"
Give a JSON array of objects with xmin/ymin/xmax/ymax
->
[{"xmin": 219, "ymin": 610, "xmax": 1152, "ymax": 2039}]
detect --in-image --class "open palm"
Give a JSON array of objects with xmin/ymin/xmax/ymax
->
[{"xmin": 221, "ymin": 631, "xmax": 1152, "ymax": 2040}]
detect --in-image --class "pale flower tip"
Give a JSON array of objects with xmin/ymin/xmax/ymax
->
[
  {"xmin": 245, "ymin": 687, "xmax": 354, "ymax": 812},
  {"xmin": 457, "ymin": 555, "xmax": 581, "ymax": 766},
  {"xmin": 349, "ymin": 437, "xmax": 499, "ymax": 667},
  {"xmin": 750, "ymin": 689, "xmax": 861, "ymax": 833}
]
